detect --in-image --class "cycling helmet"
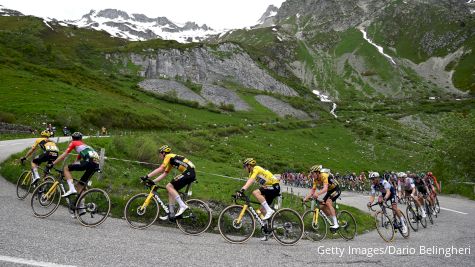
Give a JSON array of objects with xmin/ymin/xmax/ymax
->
[
  {"xmin": 369, "ymin": 172, "xmax": 380, "ymax": 179},
  {"xmin": 243, "ymin": 158, "xmax": 256, "ymax": 166},
  {"xmin": 71, "ymin": 132, "xmax": 83, "ymax": 140},
  {"xmin": 159, "ymin": 145, "xmax": 171, "ymax": 154},
  {"xmin": 309, "ymin": 165, "xmax": 322, "ymax": 173},
  {"xmin": 427, "ymin": 172, "xmax": 433, "ymax": 176},
  {"xmin": 40, "ymin": 130, "xmax": 51, "ymax": 137}
]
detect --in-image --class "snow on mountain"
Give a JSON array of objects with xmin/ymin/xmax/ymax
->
[
  {"xmin": 67, "ymin": 9, "xmax": 222, "ymax": 43},
  {"xmin": 254, "ymin": 5, "xmax": 278, "ymax": 28},
  {"xmin": 0, "ymin": 4, "xmax": 23, "ymax": 16}
]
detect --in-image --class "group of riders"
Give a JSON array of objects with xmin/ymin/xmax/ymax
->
[{"xmin": 20, "ymin": 130, "xmax": 441, "ymax": 240}]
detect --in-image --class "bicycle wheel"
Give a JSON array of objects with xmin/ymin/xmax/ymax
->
[
  {"xmin": 76, "ymin": 188, "xmax": 111, "ymax": 227},
  {"xmin": 44, "ymin": 175, "xmax": 55, "ymax": 183},
  {"xmin": 16, "ymin": 171, "xmax": 32, "ymax": 200},
  {"xmin": 271, "ymin": 208, "xmax": 304, "ymax": 245},
  {"xmin": 31, "ymin": 181, "xmax": 61, "ymax": 218},
  {"xmin": 434, "ymin": 196, "xmax": 440, "ymax": 213},
  {"xmin": 337, "ymin": 210, "xmax": 357, "ymax": 240},
  {"xmin": 374, "ymin": 211, "xmax": 394, "ymax": 242},
  {"xmin": 124, "ymin": 193, "xmax": 160, "ymax": 229},
  {"xmin": 302, "ymin": 210, "xmax": 327, "ymax": 241},
  {"xmin": 425, "ymin": 201, "xmax": 433, "ymax": 225},
  {"xmin": 406, "ymin": 205, "xmax": 419, "ymax": 232},
  {"xmin": 218, "ymin": 205, "xmax": 255, "ymax": 244},
  {"xmin": 176, "ymin": 199, "xmax": 212, "ymax": 235},
  {"xmin": 419, "ymin": 206, "xmax": 427, "ymax": 228},
  {"xmin": 396, "ymin": 212, "xmax": 410, "ymax": 238}
]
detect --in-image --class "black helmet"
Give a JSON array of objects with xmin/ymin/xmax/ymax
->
[{"xmin": 71, "ymin": 132, "xmax": 83, "ymax": 140}]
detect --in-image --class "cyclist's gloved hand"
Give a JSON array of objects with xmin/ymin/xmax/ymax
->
[
  {"xmin": 46, "ymin": 163, "xmax": 53, "ymax": 169},
  {"xmin": 140, "ymin": 175, "xmax": 149, "ymax": 183},
  {"xmin": 20, "ymin": 157, "xmax": 26, "ymax": 164},
  {"xmin": 236, "ymin": 188, "xmax": 245, "ymax": 198}
]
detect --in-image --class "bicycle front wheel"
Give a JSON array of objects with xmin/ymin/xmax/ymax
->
[
  {"xmin": 419, "ymin": 206, "xmax": 427, "ymax": 228},
  {"xmin": 30, "ymin": 181, "xmax": 61, "ymax": 218},
  {"xmin": 396, "ymin": 211, "xmax": 410, "ymax": 239},
  {"xmin": 16, "ymin": 171, "xmax": 33, "ymax": 200},
  {"xmin": 425, "ymin": 201, "xmax": 433, "ymax": 225},
  {"xmin": 76, "ymin": 188, "xmax": 111, "ymax": 227},
  {"xmin": 218, "ymin": 205, "xmax": 255, "ymax": 244},
  {"xmin": 176, "ymin": 199, "xmax": 212, "ymax": 235},
  {"xmin": 406, "ymin": 205, "xmax": 419, "ymax": 232},
  {"xmin": 337, "ymin": 210, "xmax": 357, "ymax": 240},
  {"xmin": 124, "ymin": 193, "xmax": 160, "ymax": 229},
  {"xmin": 375, "ymin": 211, "xmax": 394, "ymax": 242},
  {"xmin": 302, "ymin": 210, "xmax": 327, "ymax": 241},
  {"xmin": 434, "ymin": 196, "xmax": 440, "ymax": 213},
  {"xmin": 271, "ymin": 208, "xmax": 304, "ymax": 245}
]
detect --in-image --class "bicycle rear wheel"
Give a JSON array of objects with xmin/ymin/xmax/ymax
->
[
  {"xmin": 375, "ymin": 211, "xmax": 394, "ymax": 242},
  {"xmin": 16, "ymin": 171, "xmax": 32, "ymax": 200},
  {"xmin": 337, "ymin": 210, "xmax": 357, "ymax": 240},
  {"xmin": 406, "ymin": 205, "xmax": 419, "ymax": 232},
  {"xmin": 124, "ymin": 193, "xmax": 160, "ymax": 229},
  {"xmin": 76, "ymin": 188, "xmax": 111, "ymax": 227},
  {"xmin": 218, "ymin": 205, "xmax": 255, "ymax": 244},
  {"xmin": 176, "ymin": 199, "xmax": 212, "ymax": 235},
  {"xmin": 271, "ymin": 208, "xmax": 304, "ymax": 245},
  {"xmin": 31, "ymin": 181, "xmax": 61, "ymax": 218},
  {"xmin": 302, "ymin": 210, "xmax": 327, "ymax": 241}
]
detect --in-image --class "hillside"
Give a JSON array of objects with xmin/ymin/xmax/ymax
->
[{"xmin": 0, "ymin": 2, "xmax": 474, "ymax": 200}]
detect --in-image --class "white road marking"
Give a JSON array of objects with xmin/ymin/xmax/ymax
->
[
  {"xmin": 0, "ymin": 255, "xmax": 76, "ymax": 267},
  {"xmin": 440, "ymin": 207, "xmax": 468, "ymax": 215}
]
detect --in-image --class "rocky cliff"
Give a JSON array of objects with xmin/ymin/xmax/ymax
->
[{"xmin": 127, "ymin": 43, "xmax": 298, "ymax": 96}]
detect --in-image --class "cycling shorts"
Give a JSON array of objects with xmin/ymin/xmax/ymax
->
[
  {"xmin": 32, "ymin": 152, "xmax": 58, "ymax": 165},
  {"xmin": 259, "ymin": 184, "xmax": 280, "ymax": 205},
  {"xmin": 170, "ymin": 168, "xmax": 196, "ymax": 191},
  {"xmin": 68, "ymin": 160, "xmax": 99, "ymax": 185},
  {"xmin": 323, "ymin": 186, "xmax": 341, "ymax": 202}
]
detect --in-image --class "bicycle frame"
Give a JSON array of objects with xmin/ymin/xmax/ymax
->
[
  {"xmin": 235, "ymin": 195, "xmax": 267, "ymax": 228},
  {"xmin": 140, "ymin": 179, "xmax": 194, "ymax": 215}
]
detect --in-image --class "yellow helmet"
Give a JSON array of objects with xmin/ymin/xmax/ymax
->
[
  {"xmin": 159, "ymin": 145, "xmax": 171, "ymax": 154},
  {"xmin": 40, "ymin": 130, "xmax": 51, "ymax": 137},
  {"xmin": 243, "ymin": 158, "xmax": 256, "ymax": 167},
  {"xmin": 309, "ymin": 165, "xmax": 322, "ymax": 173}
]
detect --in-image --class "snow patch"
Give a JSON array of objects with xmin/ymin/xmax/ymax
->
[
  {"xmin": 312, "ymin": 90, "xmax": 337, "ymax": 119},
  {"xmin": 358, "ymin": 27, "xmax": 396, "ymax": 65}
]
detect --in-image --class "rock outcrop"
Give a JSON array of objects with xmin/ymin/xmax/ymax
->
[{"xmin": 255, "ymin": 95, "xmax": 309, "ymax": 119}]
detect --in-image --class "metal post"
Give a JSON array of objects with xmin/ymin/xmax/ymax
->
[{"xmin": 99, "ymin": 148, "xmax": 105, "ymax": 180}]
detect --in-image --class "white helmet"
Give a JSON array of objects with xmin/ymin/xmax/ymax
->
[{"xmin": 369, "ymin": 172, "xmax": 380, "ymax": 179}]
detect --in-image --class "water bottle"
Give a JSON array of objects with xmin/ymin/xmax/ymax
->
[
  {"xmin": 256, "ymin": 209, "xmax": 264, "ymax": 219},
  {"xmin": 274, "ymin": 195, "xmax": 282, "ymax": 210}
]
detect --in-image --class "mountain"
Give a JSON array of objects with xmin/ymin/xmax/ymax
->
[
  {"xmin": 219, "ymin": 0, "xmax": 475, "ymax": 99},
  {"xmin": 0, "ymin": 4, "xmax": 23, "ymax": 16},
  {"xmin": 254, "ymin": 5, "xmax": 279, "ymax": 28},
  {"xmin": 67, "ymin": 8, "xmax": 220, "ymax": 43}
]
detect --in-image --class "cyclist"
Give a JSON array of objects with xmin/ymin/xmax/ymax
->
[
  {"xmin": 51, "ymin": 132, "xmax": 100, "ymax": 198},
  {"xmin": 304, "ymin": 165, "xmax": 341, "ymax": 230},
  {"xmin": 402, "ymin": 172, "xmax": 426, "ymax": 218},
  {"xmin": 237, "ymin": 158, "xmax": 280, "ymax": 221},
  {"xmin": 367, "ymin": 172, "xmax": 408, "ymax": 234},
  {"xmin": 426, "ymin": 172, "xmax": 441, "ymax": 193},
  {"xmin": 20, "ymin": 130, "xmax": 59, "ymax": 185},
  {"xmin": 141, "ymin": 145, "xmax": 195, "ymax": 219}
]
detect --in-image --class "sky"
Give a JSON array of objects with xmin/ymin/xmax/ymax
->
[{"xmin": 0, "ymin": 0, "xmax": 286, "ymax": 29}]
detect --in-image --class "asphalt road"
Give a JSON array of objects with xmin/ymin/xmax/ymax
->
[{"xmin": 0, "ymin": 138, "xmax": 474, "ymax": 266}]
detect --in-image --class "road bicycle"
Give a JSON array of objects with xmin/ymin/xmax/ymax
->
[
  {"xmin": 405, "ymin": 196, "xmax": 427, "ymax": 231},
  {"xmin": 30, "ymin": 167, "xmax": 111, "ymax": 227},
  {"xmin": 218, "ymin": 193, "xmax": 304, "ymax": 245},
  {"xmin": 16, "ymin": 162, "xmax": 55, "ymax": 200},
  {"xmin": 369, "ymin": 201, "xmax": 410, "ymax": 242},
  {"xmin": 124, "ymin": 178, "xmax": 212, "ymax": 235},
  {"xmin": 302, "ymin": 198, "xmax": 357, "ymax": 241}
]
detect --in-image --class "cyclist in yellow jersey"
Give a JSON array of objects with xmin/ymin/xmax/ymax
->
[
  {"xmin": 304, "ymin": 165, "xmax": 341, "ymax": 230},
  {"xmin": 20, "ymin": 130, "xmax": 59, "ymax": 185},
  {"xmin": 141, "ymin": 145, "xmax": 196, "ymax": 219},
  {"xmin": 237, "ymin": 158, "xmax": 281, "ymax": 221}
]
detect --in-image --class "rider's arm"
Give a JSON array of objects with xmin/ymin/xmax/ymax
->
[
  {"xmin": 23, "ymin": 146, "xmax": 36, "ymax": 159},
  {"xmin": 150, "ymin": 166, "xmax": 169, "ymax": 183},
  {"xmin": 384, "ymin": 188, "xmax": 390, "ymax": 201},
  {"xmin": 368, "ymin": 185, "xmax": 376, "ymax": 206},
  {"xmin": 304, "ymin": 180, "xmax": 317, "ymax": 201},
  {"xmin": 52, "ymin": 151, "xmax": 68, "ymax": 165},
  {"xmin": 241, "ymin": 177, "xmax": 254, "ymax": 191}
]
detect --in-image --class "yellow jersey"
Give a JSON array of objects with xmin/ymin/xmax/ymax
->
[
  {"xmin": 32, "ymin": 138, "xmax": 59, "ymax": 153},
  {"xmin": 249, "ymin": 166, "xmax": 280, "ymax": 187},
  {"xmin": 312, "ymin": 172, "xmax": 338, "ymax": 191},
  {"xmin": 161, "ymin": 153, "xmax": 195, "ymax": 173}
]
